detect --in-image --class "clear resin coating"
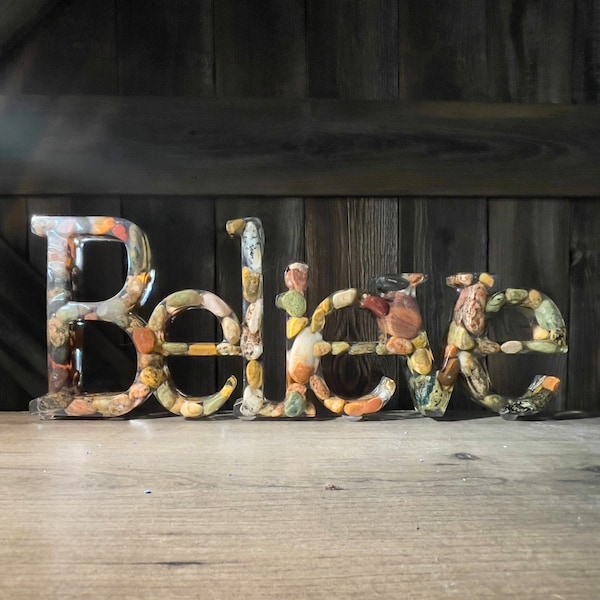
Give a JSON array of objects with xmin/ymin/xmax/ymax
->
[{"xmin": 30, "ymin": 216, "xmax": 155, "ymax": 417}]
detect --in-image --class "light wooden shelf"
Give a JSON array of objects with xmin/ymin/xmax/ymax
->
[{"xmin": 1, "ymin": 410, "xmax": 599, "ymax": 599}]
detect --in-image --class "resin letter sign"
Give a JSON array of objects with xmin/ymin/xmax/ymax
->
[{"xmin": 30, "ymin": 215, "xmax": 567, "ymax": 420}]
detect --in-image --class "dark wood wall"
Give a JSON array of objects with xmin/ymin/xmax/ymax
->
[{"xmin": 0, "ymin": 0, "xmax": 598, "ymax": 413}]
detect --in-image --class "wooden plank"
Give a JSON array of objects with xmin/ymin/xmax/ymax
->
[
  {"xmin": 0, "ymin": 0, "xmax": 117, "ymax": 94},
  {"xmin": 1, "ymin": 96, "xmax": 599, "ymax": 196},
  {"xmin": 116, "ymin": 0, "xmax": 214, "ymax": 96},
  {"xmin": 308, "ymin": 0, "xmax": 398, "ymax": 99},
  {"xmin": 410, "ymin": 198, "xmax": 488, "ymax": 411},
  {"xmin": 490, "ymin": 0, "xmax": 574, "ymax": 104},
  {"xmin": 568, "ymin": 200, "xmax": 600, "ymax": 412},
  {"xmin": 398, "ymin": 0, "xmax": 488, "ymax": 101},
  {"xmin": 573, "ymin": 0, "xmax": 600, "ymax": 103},
  {"xmin": 214, "ymin": 0, "xmax": 306, "ymax": 97},
  {"xmin": 488, "ymin": 200, "xmax": 571, "ymax": 411},
  {"xmin": 0, "ymin": 0, "xmax": 61, "ymax": 54},
  {"xmin": 2, "ymin": 412, "xmax": 600, "ymax": 599}
]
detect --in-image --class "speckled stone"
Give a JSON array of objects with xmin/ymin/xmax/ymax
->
[
  {"xmin": 222, "ymin": 316, "xmax": 241, "ymax": 344},
  {"xmin": 277, "ymin": 290, "xmax": 307, "ymax": 318},
  {"xmin": 332, "ymin": 288, "xmax": 358, "ymax": 309}
]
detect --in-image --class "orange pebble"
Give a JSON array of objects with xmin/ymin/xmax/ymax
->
[
  {"xmin": 111, "ymin": 223, "xmax": 129, "ymax": 242},
  {"xmin": 133, "ymin": 327, "xmax": 157, "ymax": 354},
  {"xmin": 92, "ymin": 217, "xmax": 116, "ymax": 235},
  {"xmin": 344, "ymin": 396, "xmax": 384, "ymax": 417},
  {"xmin": 188, "ymin": 343, "xmax": 219, "ymax": 356},
  {"xmin": 65, "ymin": 397, "xmax": 97, "ymax": 416},
  {"xmin": 541, "ymin": 376, "xmax": 561, "ymax": 394}
]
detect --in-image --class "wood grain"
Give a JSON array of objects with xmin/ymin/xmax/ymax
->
[
  {"xmin": 215, "ymin": 0, "xmax": 306, "ymax": 97},
  {"xmin": 2, "ymin": 96, "xmax": 600, "ymax": 196},
  {"xmin": 1, "ymin": 411, "xmax": 599, "ymax": 599},
  {"xmin": 116, "ymin": 0, "xmax": 214, "ymax": 96},
  {"xmin": 0, "ymin": 0, "xmax": 117, "ymax": 94},
  {"xmin": 573, "ymin": 0, "xmax": 600, "ymax": 103},
  {"xmin": 308, "ymin": 0, "xmax": 399, "ymax": 99},
  {"xmin": 568, "ymin": 200, "xmax": 600, "ymax": 411}
]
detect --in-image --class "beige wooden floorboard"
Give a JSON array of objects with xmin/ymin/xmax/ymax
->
[{"xmin": 0, "ymin": 411, "xmax": 599, "ymax": 599}]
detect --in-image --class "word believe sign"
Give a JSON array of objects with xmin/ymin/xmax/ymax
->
[{"xmin": 30, "ymin": 216, "xmax": 568, "ymax": 421}]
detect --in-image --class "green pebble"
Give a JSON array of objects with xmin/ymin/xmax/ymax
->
[
  {"xmin": 524, "ymin": 341, "xmax": 561, "ymax": 354},
  {"xmin": 162, "ymin": 342, "xmax": 189, "ymax": 355},
  {"xmin": 166, "ymin": 289, "xmax": 202, "ymax": 308},
  {"xmin": 55, "ymin": 305, "xmax": 80, "ymax": 323},
  {"xmin": 278, "ymin": 291, "xmax": 307, "ymax": 318},
  {"xmin": 505, "ymin": 288, "xmax": 529, "ymax": 304},
  {"xmin": 534, "ymin": 299, "xmax": 565, "ymax": 331},
  {"xmin": 284, "ymin": 391, "xmax": 306, "ymax": 418},
  {"xmin": 485, "ymin": 292, "xmax": 506, "ymax": 313}
]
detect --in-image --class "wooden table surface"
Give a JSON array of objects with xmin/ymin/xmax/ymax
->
[{"xmin": 1, "ymin": 411, "xmax": 599, "ymax": 599}]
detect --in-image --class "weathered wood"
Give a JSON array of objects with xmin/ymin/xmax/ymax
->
[
  {"xmin": 399, "ymin": 0, "xmax": 488, "ymax": 101},
  {"xmin": 0, "ymin": 0, "xmax": 117, "ymax": 94},
  {"xmin": 0, "ymin": 0, "xmax": 61, "ymax": 54},
  {"xmin": 573, "ymin": 0, "xmax": 600, "ymax": 103},
  {"xmin": 1, "ymin": 412, "xmax": 600, "ymax": 599},
  {"xmin": 116, "ymin": 0, "xmax": 214, "ymax": 96},
  {"xmin": 308, "ymin": 0, "xmax": 398, "ymax": 99},
  {"xmin": 569, "ymin": 200, "xmax": 600, "ymax": 412},
  {"xmin": 2, "ymin": 96, "xmax": 600, "ymax": 196},
  {"xmin": 214, "ymin": 0, "xmax": 306, "ymax": 97},
  {"xmin": 488, "ymin": 199, "xmax": 571, "ymax": 410}
]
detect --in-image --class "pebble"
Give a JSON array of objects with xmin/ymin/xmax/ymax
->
[
  {"xmin": 361, "ymin": 295, "xmax": 389, "ymax": 319},
  {"xmin": 287, "ymin": 328, "xmax": 322, "ymax": 384},
  {"xmin": 133, "ymin": 327, "xmax": 156, "ymax": 354},
  {"xmin": 245, "ymin": 300, "xmax": 263, "ymax": 335},
  {"xmin": 500, "ymin": 340, "xmax": 523, "ymax": 354},
  {"xmin": 188, "ymin": 343, "xmax": 219, "ymax": 356},
  {"xmin": 541, "ymin": 376, "xmax": 561, "ymax": 394},
  {"xmin": 385, "ymin": 336, "xmax": 414, "ymax": 355},
  {"xmin": 524, "ymin": 289, "xmax": 543, "ymax": 309},
  {"xmin": 310, "ymin": 307, "xmax": 327, "ymax": 333},
  {"xmin": 313, "ymin": 341, "xmax": 332, "ymax": 357},
  {"xmin": 161, "ymin": 342, "xmax": 189, "ymax": 355},
  {"xmin": 165, "ymin": 289, "xmax": 202, "ymax": 310},
  {"xmin": 475, "ymin": 337, "xmax": 500, "ymax": 354},
  {"xmin": 383, "ymin": 291, "xmax": 423, "ymax": 339},
  {"xmin": 284, "ymin": 391, "xmax": 306, "ymax": 418},
  {"xmin": 458, "ymin": 352, "xmax": 490, "ymax": 400},
  {"xmin": 524, "ymin": 341, "xmax": 561, "ymax": 353},
  {"xmin": 148, "ymin": 304, "xmax": 167, "ymax": 331},
  {"xmin": 437, "ymin": 357, "xmax": 460, "ymax": 388},
  {"xmin": 140, "ymin": 366, "xmax": 165, "ymax": 388},
  {"xmin": 332, "ymin": 288, "xmax": 358, "ymax": 309},
  {"xmin": 240, "ymin": 330, "xmax": 263, "ymax": 360},
  {"xmin": 222, "ymin": 316, "xmax": 241, "ymax": 344},
  {"xmin": 242, "ymin": 267, "xmax": 262, "ymax": 303},
  {"xmin": 246, "ymin": 360, "xmax": 263, "ymax": 388},
  {"xmin": 202, "ymin": 292, "xmax": 232, "ymax": 318},
  {"xmin": 287, "ymin": 317, "xmax": 308, "ymax": 339},
  {"xmin": 532, "ymin": 325, "xmax": 550, "ymax": 340},
  {"xmin": 409, "ymin": 348, "xmax": 433, "ymax": 375},
  {"xmin": 331, "ymin": 341, "xmax": 350, "ymax": 355},
  {"xmin": 505, "ymin": 288, "xmax": 529, "ymax": 304},
  {"xmin": 344, "ymin": 396, "xmax": 383, "ymax": 417},
  {"xmin": 534, "ymin": 298, "xmax": 565, "ymax": 331},
  {"xmin": 284, "ymin": 263, "xmax": 309, "ymax": 293},
  {"xmin": 180, "ymin": 401, "xmax": 203, "ymax": 418},
  {"xmin": 309, "ymin": 375, "xmax": 331, "ymax": 400},
  {"xmin": 241, "ymin": 220, "xmax": 263, "ymax": 271},
  {"xmin": 478, "ymin": 272, "xmax": 495, "ymax": 288},
  {"xmin": 155, "ymin": 382, "xmax": 178, "ymax": 410},
  {"xmin": 349, "ymin": 342, "xmax": 378, "ymax": 355},
  {"xmin": 447, "ymin": 322, "xmax": 475, "ymax": 350},
  {"xmin": 277, "ymin": 290, "xmax": 307, "ymax": 318},
  {"xmin": 217, "ymin": 342, "xmax": 241, "ymax": 356},
  {"xmin": 485, "ymin": 292, "xmax": 506, "ymax": 313}
]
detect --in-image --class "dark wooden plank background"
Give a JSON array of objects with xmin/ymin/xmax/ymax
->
[{"xmin": 0, "ymin": 0, "xmax": 597, "ymax": 414}]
